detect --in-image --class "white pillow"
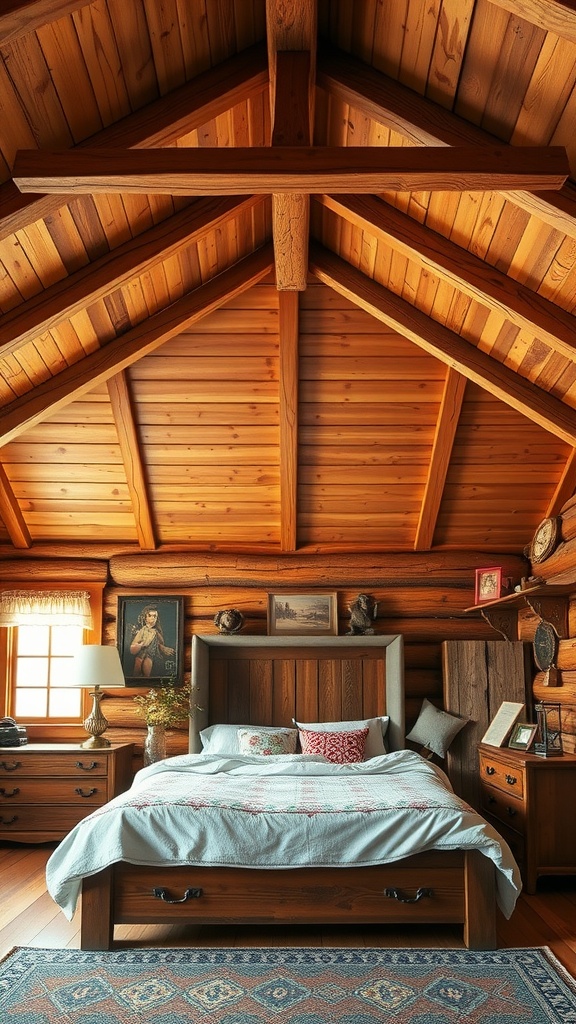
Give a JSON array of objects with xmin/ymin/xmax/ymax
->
[
  {"xmin": 293, "ymin": 716, "xmax": 389, "ymax": 759},
  {"xmin": 406, "ymin": 698, "xmax": 468, "ymax": 758},
  {"xmin": 200, "ymin": 723, "xmax": 298, "ymax": 755}
]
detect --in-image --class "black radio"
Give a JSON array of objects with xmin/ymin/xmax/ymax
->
[{"xmin": 0, "ymin": 717, "xmax": 28, "ymax": 747}]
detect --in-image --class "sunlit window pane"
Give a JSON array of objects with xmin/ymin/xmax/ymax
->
[
  {"xmin": 50, "ymin": 657, "xmax": 77, "ymax": 686},
  {"xmin": 15, "ymin": 658, "xmax": 49, "ymax": 687},
  {"xmin": 52, "ymin": 626, "xmax": 83, "ymax": 655},
  {"xmin": 17, "ymin": 625, "xmax": 49, "ymax": 655},
  {"xmin": 49, "ymin": 688, "xmax": 82, "ymax": 718},
  {"xmin": 15, "ymin": 688, "xmax": 48, "ymax": 717}
]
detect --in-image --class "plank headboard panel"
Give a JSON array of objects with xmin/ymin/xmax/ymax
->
[{"xmin": 189, "ymin": 634, "xmax": 405, "ymax": 752}]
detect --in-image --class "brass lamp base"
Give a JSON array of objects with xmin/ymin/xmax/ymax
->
[{"xmin": 82, "ymin": 687, "xmax": 111, "ymax": 748}]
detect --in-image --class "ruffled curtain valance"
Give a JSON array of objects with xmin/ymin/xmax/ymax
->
[{"xmin": 0, "ymin": 590, "xmax": 92, "ymax": 628}]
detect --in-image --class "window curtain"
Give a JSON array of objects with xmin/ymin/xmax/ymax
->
[{"xmin": 0, "ymin": 590, "xmax": 93, "ymax": 628}]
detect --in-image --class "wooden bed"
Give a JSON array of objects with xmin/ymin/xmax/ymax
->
[{"xmin": 80, "ymin": 635, "xmax": 498, "ymax": 950}]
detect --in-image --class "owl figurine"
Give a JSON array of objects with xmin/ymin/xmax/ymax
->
[
  {"xmin": 214, "ymin": 608, "xmax": 245, "ymax": 634},
  {"xmin": 346, "ymin": 593, "xmax": 377, "ymax": 635}
]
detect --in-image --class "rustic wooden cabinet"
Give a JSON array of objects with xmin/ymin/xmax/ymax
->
[
  {"xmin": 0, "ymin": 743, "xmax": 133, "ymax": 843},
  {"xmin": 478, "ymin": 742, "xmax": 576, "ymax": 893}
]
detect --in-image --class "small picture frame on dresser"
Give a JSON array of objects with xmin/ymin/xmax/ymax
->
[{"xmin": 508, "ymin": 722, "xmax": 538, "ymax": 751}]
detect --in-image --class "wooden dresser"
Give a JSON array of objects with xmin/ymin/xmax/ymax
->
[
  {"xmin": 0, "ymin": 743, "xmax": 134, "ymax": 843},
  {"xmin": 478, "ymin": 742, "xmax": 576, "ymax": 893}
]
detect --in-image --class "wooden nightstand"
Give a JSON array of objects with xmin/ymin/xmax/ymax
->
[
  {"xmin": 0, "ymin": 743, "xmax": 134, "ymax": 843},
  {"xmin": 478, "ymin": 742, "xmax": 576, "ymax": 893}
]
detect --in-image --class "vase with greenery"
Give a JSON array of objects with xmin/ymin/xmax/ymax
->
[{"xmin": 134, "ymin": 681, "xmax": 192, "ymax": 765}]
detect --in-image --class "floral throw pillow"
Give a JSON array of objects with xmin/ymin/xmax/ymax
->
[
  {"xmin": 298, "ymin": 726, "xmax": 369, "ymax": 763},
  {"xmin": 237, "ymin": 728, "xmax": 298, "ymax": 756}
]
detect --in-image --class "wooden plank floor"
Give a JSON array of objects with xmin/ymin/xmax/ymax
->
[{"xmin": 2, "ymin": 842, "xmax": 576, "ymax": 978}]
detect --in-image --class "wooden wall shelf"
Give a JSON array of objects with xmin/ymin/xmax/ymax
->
[{"xmin": 465, "ymin": 583, "xmax": 575, "ymax": 641}]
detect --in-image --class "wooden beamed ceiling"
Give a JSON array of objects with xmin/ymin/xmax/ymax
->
[{"xmin": 1, "ymin": 0, "xmax": 576, "ymax": 555}]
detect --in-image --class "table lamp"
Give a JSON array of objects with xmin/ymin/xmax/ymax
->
[{"xmin": 73, "ymin": 645, "xmax": 125, "ymax": 748}]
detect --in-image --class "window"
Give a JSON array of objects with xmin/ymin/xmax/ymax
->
[{"xmin": 13, "ymin": 624, "xmax": 84, "ymax": 720}]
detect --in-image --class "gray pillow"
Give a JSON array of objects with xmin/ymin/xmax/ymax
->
[{"xmin": 406, "ymin": 698, "xmax": 468, "ymax": 758}]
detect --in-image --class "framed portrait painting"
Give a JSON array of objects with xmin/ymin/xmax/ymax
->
[
  {"xmin": 117, "ymin": 596, "xmax": 185, "ymax": 687},
  {"xmin": 267, "ymin": 592, "xmax": 338, "ymax": 636},
  {"xmin": 474, "ymin": 566, "xmax": 502, "ymax": 605}
]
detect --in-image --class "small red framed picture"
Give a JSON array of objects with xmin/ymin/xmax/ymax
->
[{"xmin": 474, "ymin": 566, "xmax": 502, "ymax": 605}]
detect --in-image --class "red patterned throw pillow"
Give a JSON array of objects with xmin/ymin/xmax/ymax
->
[{"xmin": 298, "ymin": 726, "xmax": 369, "ymax": 763}]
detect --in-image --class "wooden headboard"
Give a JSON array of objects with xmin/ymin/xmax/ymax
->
[{"xmin": 189, "ymin": 634, "xmax": 405, "ymax": 752}]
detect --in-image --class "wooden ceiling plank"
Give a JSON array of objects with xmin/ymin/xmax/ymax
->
[
  {"xmin": 0, "ymin": 44, "xmax": 268, "ymax": 243},
  {"xmin": 271, "ymin": 50, "xmax": 313, "ymax": 291},
  {"xmin": 309, "ymin": 242, "xmax": 576, "ymax": 446},
  {"xmin": 278, "ymin": 290, "xmax": 299, "ymax": 551},
  {"xmin": 0, "ymin": 461, "xmax": 32, "ymax": 548},
  {"xmin": 0, "ymin": 244, "xmax": 275, "ymax": 446},
  {"xmin": 320, "ymin": 194, "xmax": 576, "ymax": 362},
  {"xmin": 317, "ymin": 43, "xmax": 576, "ymax": 239},
  {"xmin": 107, "ymin": 371, "xmax": 156, "ymax": 551},
  {"xmin": 0, "ymin": 0, "xmax": 93, "ymax": 45},
  {"xmin": 488, "ymin": 0, "xmax": 576, "ymax": 45},
  {"xmin": 545, "ymin": 448, "xmax": 576, "ymax": 515},
  {"xmin": 0, "ymin": 195, "xmax": 262, "ymax": 360},
  {"xmin": 414, "ymin": 368, "xmax": 467, "ymax": 551},
  {"xmin": 13, "ymin": 145, "xmax": 570, "ymax": 194}
]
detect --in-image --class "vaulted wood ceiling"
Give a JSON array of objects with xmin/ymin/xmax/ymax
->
[{"xmin": 1, "ymin": 0, "xmax": 576, "ymax": 556}]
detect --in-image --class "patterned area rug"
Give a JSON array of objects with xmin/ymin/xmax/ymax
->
[{"xmin": 1, "ymin": 945, "xmax": 575, "ymax": 1023}]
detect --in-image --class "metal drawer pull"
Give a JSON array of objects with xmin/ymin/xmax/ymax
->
[
  {"xmin": 75, "ymin": 761, "xmax": 98, "ymax": 771},
  {"xmin": 384, "ymin": 887, "xmax": 433, "ymax": 904},
  {"xmin": 505, "ymin": 775, "xmax": 517, "ymax": 786},
  {"xmin": 485, "ymin": 766, "xmax": 495, "ymax": 776},
  {"xmin": 152, "ymin": 887, "xmax": 203, "ymax": 903},
  {"xmin": 0, "ymin": 815, "xmax": 17, "ymax": 825},
  {"xmin": 506, "ymin": 807, "xmax": 517, "ymax": 817},
  {"xmin": 0, "ymin": 787, "xmax": 19, "ymax": 798},
  {"xmin": 0, "ymin": 761, "xmax": 21, "ymax": 772},
  {"xmin": 75, "ymin": 787, "xmax": 97, "ymax": 798}
]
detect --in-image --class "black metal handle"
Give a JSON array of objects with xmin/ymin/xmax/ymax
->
[
  {"xmin": 0, "ymin": 787, "xmax": 19, "ymax": 798},
  {"xmin": 0, "ymin": 761, "xmax": 21, "ymax": 772},
  {"xmin": 485, "ymin": 766, "xmax": 495, "ymax": 776},
  {"xmin": 75, "ymin": 787, "xmax": 97, "ymax": 798},
  {"xmin": 384, "ymin": 886, "xmax": 433, "ymax": 904},
  {"xmin": 506, "ymin": 806, "xmax": 517, "ymax": 817},
  {"xmin": 152, "ymin": 887, "xmax": 203, "ymax": 904},
  {"xmin": 0, "ymin": 815, "xmax": 18, "ymax": 825},
  {"xmin": 505, "ymin": 774, "xmax": 517, "ymax": 786},
  {"xmin": 75, "ymin": 761, "xmax": 98, "ymax": 771}
]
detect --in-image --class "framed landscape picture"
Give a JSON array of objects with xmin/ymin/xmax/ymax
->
[
  {"xmin": 117, "ymin": 596, "xmax": 185, "ymax": 687},
  {"xmin": 267, "ymin": 592, "xmax": 338, "ymax": 636}
]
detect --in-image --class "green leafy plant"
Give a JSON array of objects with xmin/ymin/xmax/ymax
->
[{"xmin": 133, "ymin": 681, "xmax": 193, "ymax": 728}]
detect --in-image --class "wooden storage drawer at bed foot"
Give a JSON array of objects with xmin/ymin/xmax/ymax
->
[
  {"xmin": 0, "ymin": 803, "xmax": 99, "ymax": 835},
  {"xmin": 480, "ymin": 784, "xmax": 526, "ymax": 832},
  {"xmin": 113, "ymin": 861, "xmax": 465, "ymax": 926},
  {"xmin": 479, "ymin": 754, "xmax": 525, "ymax": 798}
]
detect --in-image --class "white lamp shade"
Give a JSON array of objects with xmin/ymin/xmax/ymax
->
[{"xmin": 73, "ymin": 645, "xmax": 125, "ymax": 689}]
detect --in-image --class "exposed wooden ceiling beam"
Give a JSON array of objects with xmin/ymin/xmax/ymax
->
[
  {"xmin": 309, "ymin": 243, "xmax": 576, "ymax": 446},
  {"xmin": 488, "ymin": 0, "xmax": 576, "ymax": 44},
  {"xmin": 0, "ymin": 0, "xmax": 92, "ymax": 44},
  {"xmin": 266, "ymin": 0, "xmax": 316, "ymax": 126},
  {"xmin": 414, "ymin": 369, "xmax": 467, "ymax": 551},
  {"xmin": 319, "ymin": 194, "xmax": 576, "ymax": 363},
  {"xmin": 13, "ymin": 146, "xmax": 569, "ymax": 195},
  {"xmin": 107, "ymin": 372, "xmax": 156, "ymax": 551},
  {"xmin": 0, "ymin": 245, "xmax": 275, "ymax": 447},
  {"xmin": 546, "ymin": 450, "xmax": 576, "ymax": 517},
  {"xmin": 0, "ymin": 44, "xmax": 268, "ymax": 243},
  {"xmin": 0, "ymin": 462, "xmax": 31, "ymax": 548},
  {"xmin": 0, "ymin": 195, "xmax": 263, "ymax": 361},
  {"xmin": 317, "ymin": 43, "xmax": 576, "ymax": 239}
]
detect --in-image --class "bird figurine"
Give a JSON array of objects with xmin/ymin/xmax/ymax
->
[
  {"xmin": 346, "ymin": 593, "xmax": 377, "ymax": 635},
  {"xmin": 213, "ymin": 608, "xmax": 245, "ymax": 634}
]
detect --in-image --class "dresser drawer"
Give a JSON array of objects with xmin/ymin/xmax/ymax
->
[
  {"xmin": 0, "ymin": 778, "xmax": 109, "ymax": 804},
  {"xmin": 0, "ymin": 753, "xmax": 109, "ymax": 778},
  {"xmin": 480, "ymin": 782, "xmax": 526, "ymax": 832},
  {"xmin": 482, "ymin": 813, "xmax": 525, "ymax": 869},
  {"xmin": 0, "ymin": 803, "xmax": 99, "ymax": 834},
  {"xmin": 479, "ymin": 753, "xmax": 525, "ymax": 799}
]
